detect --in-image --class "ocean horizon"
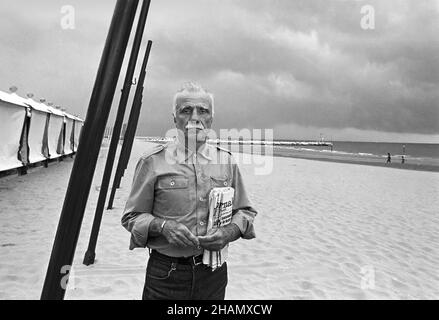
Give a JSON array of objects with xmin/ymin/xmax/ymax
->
[
  {"xmin": 135, "ymin": 136, "xmax": 439, "ymax": 167},
  {"xmin": 276, "ymin": 140, "xmax": 439, "ymax": 163}
]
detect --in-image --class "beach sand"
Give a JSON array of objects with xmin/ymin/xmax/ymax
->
[
  {"xmin": 269, "ymin": 148, "xmax": 439, "ymax": 173},
  {"xmin": 0, "ymin": 139, "xmax": 438, "ymax": 299}
]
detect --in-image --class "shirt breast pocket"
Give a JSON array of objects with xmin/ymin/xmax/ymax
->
[
  {"xmin": 155, "ymin": 175, "xmax": 191, "ymax": 216},
  {"xmin": 210, "ymin": 175, "xmax": 230, "ymax": 188}
]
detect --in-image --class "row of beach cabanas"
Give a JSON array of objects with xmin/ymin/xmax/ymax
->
[{"xmin": 0, "ymin": 90, "xmax": 84, "ymax": 173}]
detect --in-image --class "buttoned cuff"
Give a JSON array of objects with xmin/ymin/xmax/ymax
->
[
  {"xmin": 231, "ymin": 210, "xmax": 256, "ymax": 240},
  {"xmin": 129, "ymin": 213, "xmax": 155, "ymax": 250}
]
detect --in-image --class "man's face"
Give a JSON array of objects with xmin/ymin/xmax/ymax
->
[{"xmin": 174, "ymin": 95, "xmax": 213, "ymax": 144}]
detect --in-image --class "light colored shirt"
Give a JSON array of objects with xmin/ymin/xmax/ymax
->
[{"xmin": 121, "ymin": 140, "xmax": 257, "ymax": 257}]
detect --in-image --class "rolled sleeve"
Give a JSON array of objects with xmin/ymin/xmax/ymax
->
[
  {"xmin": 231, "ymin": 208, "xmax": 257, "ymax": 239},
  {"xmin": 121, "ymin": 156, "xmax": 156, "ymax": 250},
  {"xmin": 230, "ymin": 159, "xmax": 257, "ymax": 239}
]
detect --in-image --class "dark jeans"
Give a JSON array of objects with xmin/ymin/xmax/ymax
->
[{"xmin": 142, "ymin": 253, "xmax": 228, "ymax": 300}]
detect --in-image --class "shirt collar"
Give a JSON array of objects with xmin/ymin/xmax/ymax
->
[{"xmin": 171, "ymin": 137, "xmax": 213, "ymax": 164}]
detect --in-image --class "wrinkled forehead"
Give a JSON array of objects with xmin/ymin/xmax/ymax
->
[{"xmin": 175, "ymin": 93, "xmax": 212, "ymax": 109}]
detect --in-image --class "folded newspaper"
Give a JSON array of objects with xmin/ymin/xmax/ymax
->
[{"xmin": 203, "ymin": 187, "xmax": 235, "ymax": 270}]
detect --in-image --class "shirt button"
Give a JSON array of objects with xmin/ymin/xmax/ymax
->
[
  {"xmin": 223, "ymin": 181, "xmax": 228, "ymax": 186},
  {"xmin": 199, "ymin": 197, "xmax": 205, "ymax": 202},
  {"xmin": 170, "ymin": 180, "xmax": 175, "ymax": 186},
  {"xmin": 199, "ymin": 221, "xmax": 205, "ymax": 226}
]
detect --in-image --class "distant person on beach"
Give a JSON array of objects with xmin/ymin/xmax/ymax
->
[
  {"xmin": 401, "ymin": 155, "xmax": 405, "ymax": 164},
  {"xmin": 121, "ymin": 82, "xmax": 257, "ymax": 300},
  {"xmin": 387, "ymin": 153, "xmax": 391, "ymax": 163}
]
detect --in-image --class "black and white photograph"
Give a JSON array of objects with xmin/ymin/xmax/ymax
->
[{"xmin": 0, "ymin": 0, "xmax": 438, "ymax": 302}]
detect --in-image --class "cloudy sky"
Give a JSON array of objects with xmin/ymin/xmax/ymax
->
[{"xmin": 1, "ymin": 0, "xmax": 438, "ymax": 142}]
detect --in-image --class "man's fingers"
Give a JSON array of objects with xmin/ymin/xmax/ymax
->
[
  {"xmin": 165, "ymin": 228, "xmax": 190, "ymax": 247},
  {"xmin": 197, "ymin": 235, "xmax": 213, "ymax": 243},
  {"xmin": 198, "ymin": 236, "xmax": 219, "ymax": 246},
  {"xmin": 198, "ymin": 229, "xmax": 220, "ymax": 243},
  {"xmin": 165, "ymin": 222, "xmax": 199, "ymax": 247},
  {"xmin": 198, "ymin": 234, "xmax": 216, "ymax": 241},
  {"xmin": 168, "ymin": 230, "xmax": 193, "ymax": 247},
  {"xmin": 183, "ymin": 230, "xmax": 200, "ymax": 246},
  {"xmin": 176, "ymin": 235, "xmax": 193, "ymax": 247},
  {"xmin": 169, "ymin": 236, "xmax": 187, "ymax": 247},
  {"xmin": 179, "ymin": 226, "xmax": 199, "ymax": 246}
]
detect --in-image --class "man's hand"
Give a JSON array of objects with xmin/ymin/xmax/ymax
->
[
  {"xmin": 198, "ymin": 224, "xmax": 241, "ymax": 251},
  {"xmin": 161, "ymin": 220, "xmax": 200, "ymax": 248}
]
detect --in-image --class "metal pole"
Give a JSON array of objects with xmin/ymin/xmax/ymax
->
[
  {"xmin": 107, "ymin": 40, "xmax": 153, "ymax": 209},
  {"xmin": 115, "ymin": 40, "xmax": 152, "ymax": 189},
  {"xmin": 119, "ymin": 42, "xmax": 152, "ymax": 180},
  {"xmin": 117, "ymin": 42, "xmax": 153, "ymax": 178},
  {"xmin": 114, "ymin": 123, "xmax": 136, "ymax": 189},
  {"xmin": 83, "ymin": 0, "xmax": 152, "ymax": 266},
  {"xmin": 40, "ymin": 0, "xmax": 139, "ymax": 300}
]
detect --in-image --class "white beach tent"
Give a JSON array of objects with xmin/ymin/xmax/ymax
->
[
  {"xmin": 23, "ymin": 98, "xmax": 51, "ymax": 163},
  {"xmin": 0, "ymin": 91, "xmax": 27, "ymax": 171},
  {"xmin": 45, "ymin": 105, "xmax": 65, "ymax": 158},
  {"xmin": 72, "ymin": 116, "xmax": 84, "ymax": 152},
  {"xmin": 63, "ymin": 112, "xmax": 75, "ymax": 155}
]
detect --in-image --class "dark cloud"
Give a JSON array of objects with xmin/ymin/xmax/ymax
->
[{"xmin": 0, "ymin": 0, "xmax": 438, "ymax": 141}]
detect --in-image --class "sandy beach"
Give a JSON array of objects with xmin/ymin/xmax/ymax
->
[
  {"xmin": 269, "ymin": 148, "xmax": 439, "ymax": 173},
  {"xmin": 0, "ymin": 139, "xmax": 438, "ymax": 300}
]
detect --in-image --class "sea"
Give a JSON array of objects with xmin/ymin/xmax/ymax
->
[{"xmin": 138, "ymin": 137, "xmax": 439, "ymax": 168}]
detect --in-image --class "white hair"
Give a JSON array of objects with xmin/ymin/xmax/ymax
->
[{"xmin": 172, "ymin": 81, "xmax": 214, "ymax": 117}]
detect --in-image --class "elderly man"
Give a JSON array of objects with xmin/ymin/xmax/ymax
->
[{"xmin": 122, "ymin": 82, "xmax": 257, "ymax": 300}]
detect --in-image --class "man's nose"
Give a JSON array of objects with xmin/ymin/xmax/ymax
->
[{"xmin": 190, "ymin": 109, "xmax": 200, "ymax": 122}]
